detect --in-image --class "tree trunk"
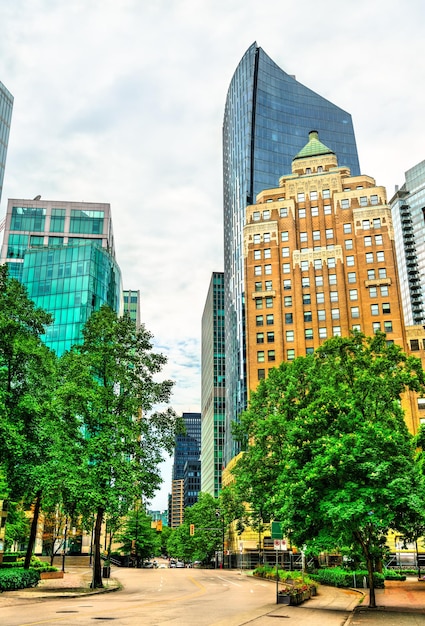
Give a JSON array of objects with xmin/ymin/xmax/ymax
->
[
  {"xmin": 24, "ymin": 490, "xmax": 42, "ymax": 569},
  {"xmin": 366, "ymin": 556, "xmax": 376, "ymax": 609},
  {"xmin": 91, "ymin": 506, "xmax": 104, "ymax": 588}
]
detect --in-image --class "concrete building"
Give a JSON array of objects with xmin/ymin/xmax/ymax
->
[
  {"xmin": 201, "ymin": 272, "xmax": 225, "ymax": 497},
  {"xmin": 0, "ymin": 81, "xmax": 13, "ymax": 205},
  {"xmin": 170, "ymin": 412, "xmax": 201, "ymax": 527},
  {"xmin": 223, "ymin": 43, "xmax": 360, "ymax": 465},
  {"xmin": 243, "ymin": 131, "xmax": 417, "ymax": 433}
]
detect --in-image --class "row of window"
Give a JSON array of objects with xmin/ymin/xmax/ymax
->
[{"xmin": 254, "ymin": 252, "xmax": 386, "ymax": 276}]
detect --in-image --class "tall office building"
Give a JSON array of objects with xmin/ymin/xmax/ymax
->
[
  {"xmin": 243, "ymin": 131, "xmax": 420, "ymax": 433},
  {"xmin": 223, "ymin": 43, "xmax": 360, "ymax": 464},
  {"xmin": 123, "ymin": 289, "xmax": 141, "ymax": 328},
  {"xmin": 170, "ymin": 412, "xmax": 201, "ymax": 526},
  {"xmin": 0, "ymin": 198, "xmax": 122, "ymax": 355},
  {"xmin": 201, "ymin": 272, "xmax": 225, "ymax": 497},
  {"xmin": 390, "ymin": 161, "xmax": 425, "ymax": 326},
  {"xmin": 0, "ymin": 82, "xmax": 13, "ymax": 205}
]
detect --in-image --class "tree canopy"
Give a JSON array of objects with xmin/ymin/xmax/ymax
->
[{"xmin": 233, "ymin": 332, "xmax": 425, "ymax": 607}]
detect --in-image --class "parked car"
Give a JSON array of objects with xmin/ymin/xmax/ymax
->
[{"xmin": 176, "ymin": 561, "xmax": 185, "ymax": 568}]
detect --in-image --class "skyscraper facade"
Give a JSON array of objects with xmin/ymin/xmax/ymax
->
[
  {"xmin": 123, "ymin": 289, "xmax": 141, "ymax": 328},
  {"xmin": 390, "ymin": 161, "xmax": 425, "ymax": 327},
  {"xmin": 201, "ymin": 272, "xmax": 225, "ymax": 497},
  {"xmin": 223, "ymin": 43, "xmax": 360, "ymax": 464},
  {"xmin": 0, "ymin": 198, "xmax": 122, "ymax": 355},
  {"xmin": 0, "ymin": 82, "xmax": 13, "ymax": 205},
  {"xmin": 170, "ymin": 412, "xmax": 201, "ymax": 526}
]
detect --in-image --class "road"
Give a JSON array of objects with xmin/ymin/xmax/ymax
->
[{"xmin": 0, "ymin": 566, "xmax": 355, "ymax": 626}]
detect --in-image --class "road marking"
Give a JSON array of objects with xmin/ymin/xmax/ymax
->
[{"xmin": 216, "ymin": 575, "xmax": 242, "ymax": 587}]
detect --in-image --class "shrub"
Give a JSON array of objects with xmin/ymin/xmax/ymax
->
[
  {"xmin": 309, "ymin": 567, "xmax": 384, "ymax": 588},
  {"xmin": 0, "ymin": 568, "xmax": 40, "ymax": 591},
  {"xmin": 383, "ymin": 569, "xmax": 406, "ymax": 581}
]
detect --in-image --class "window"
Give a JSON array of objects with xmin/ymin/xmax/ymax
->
[
  {"xmin": 255, "ymin": 282, "xmax": 262, "ymax": 292},
  {"xmin": 297, "ymin": 192, "xmax": 305, "ymax": 202},
  {"xmin": 264, "ymin": 248, "xmax": 271, "ymax": 259},
  {"xmin": 303, "ymin": 293, "xmax": 311, "ymax": 304},
  {"xmin": 287, "ymin": 349, "xmax": 295, "ymax": 360},
  {"xmin": 306, "ymin": 168, "xmax": 311, "ymax": 174},
  {"xmin": 366, "ymin": 252, "xmax": 374, "ymax": 263},
  {"xmin": 341, "ymin": 199, "xmax": 350, "ymax": 209},
  {"xmin": 316, "ymin": 292, "xmax": 325, "ymax": 303},
  {"xmin": 369, "ymin": 287, "xmax": 378, "ymax": 297},
  {"xmin": 263, "ymin": 210, "xmax": 270, "ymax": 219},
  {"xmin": 314, "ymin": 259, "xmax": 322, "ymax": 270},
  {"xmin": 378, "ymin": 268, "xmax": 387, "ymax": 278},
  {"xmin": 255, "ymin": 265, "xmax": 262, "ymax": 275},
  {"xmin": 306, "ymin": 347, "xmax": 315, "ymax": 354},
  {"xmin": 328, "ymin": 257, "xmax": 336, "ymax": 268},
  {"xmin": 367, "ymin": 269, "xmax": 376, "ymax": 279},
  {"xmin": 311, "ymin": 206, "xmax": 319, "ymax": 216},
  {"xmin": 302, "ymin": 277, "xmax": 310, "ymax": 288},
  {"xmin": 284, "ymin": 296, "xmax": 292, "ymax": 307},
  {"xmin": 257, "ymin": 351, "xmax": 265, "ymax": 362},
  {"xmin": 362, "ymin": 219, "xmax": 370, "ymax": 230},
  {"xmin": 352, "ymin": 324, "xmax": 361, "ymax": 331},
  {"xmin": 364, "ymin": 236, "xmax": 372, "ymax": 246},
  {"xmin": 329, "ymin": 274, "xmax": 337, "ymax": 285},
  {"xmin": 373, "ymin": 218, "xmax": 381, "ymax": 229},
  {"xmin": 265, "ymin": 280, "xmax": 272, "ymax": 291},
  {"xmin": 319, "ymin": 327, "xmax": 327, "ymax": 339},
  {"xmin": 301, "ymin": 260, "xmax": 309, "ymax": 271},
  {"xmin": 50, "ymin": 208, "xmax": 65, "ymax": 233},
  {"xmin": 281, "ymin": 247, "xmax": 290, "ymax": 257},
  {"xmin": 285, "ymin": 313, "xmax": 293, "ymax": 324},
  {"xmin": 258, "ymin": 369, "xmax": 265, "ymax": 380},
  {"xmin": 323, "ymin": 189, "xmax": 330, "ymax": 199},
  {"xmin": 253, "ymin": 211, "xmax": 260, "ymax": 221},
  {"xmin": 324, "ymin": 205, "xmax": 332, "ymax": 215},
  {"xmin": 255, "ymin": 298, "xmax": 263, "ymax": 309},
  {"xmin": 375, "ymin": 234, "xmax": 383, "ymax": 245},
  {"xmin": 256, "ymin": 315, "xmax": 263, "ymax": 326},
  {"xmin": 376, "ymin": 251, "xmax": 385, "ymax": 262},
  {"xmin": 351, "ymin": 307, "xmax": 360, "ymax": 318},
  {"xmin": 266, "ymin": 314, "xmax": 274, "ymax": 325},
  {"xmin": 69, "ymin": 209, "xmax": 104, "ymax": 235},
  {"xmin": 313, "ymin": 230, "xmax": 321, "ymax": 240},
  {"xmin": 280, "ymin": 208, "xmax": 288, "ymax": 217},
  {"xmin": 300, "ymin": 232, "xmax": 308, "ymax": 243},
  {"xmin": 305, "ymin": 329, "xmax": 313, "ymax": 340},
  {"xmin": 281, "ymin": 231, "xmax": 289, "ymax": 241},
  {"xmin": 384, "ymin": 321, "xmax": 393, "ymax": 332},
  {"xmin": 315, "ymin": 275, "xmax": 324, "ymax": 287},
  {"xmin": 254, "ymin": 250, "xmax": 261, "ymax": 260},
  {"xmin": 345, "ymin": 239, "xmax": 353, "ymax": 249},
  {"xmin": 343, "ymin": 223, "xmax": 352, "ymax": 234},
  {"xmin": 264, "ymin": 264, "xmax": 272, "ymax": 275},
  {"xmin": 346, "ymin": 255, "xmax": 355, "ymax": 266},
  {"xmin": 268, "ymin": 350, "xmax": 276, "ymax": 362},
  {"xmin": 359, "ymin": 196, "xmax": 368, "ymax": 206},
  {"xmin": 326, "ymin": 228, "xmax": 334, "ymax": 239},
  {"xmin": 371, "ymin": 304, "xmax": 379, "ymax": 316},
  {"xmin": 286, "ymin": 330, "xmax": 294, "ymax": 342},
  {"xmin": 299, "ymin": 208, "xmax": 306, "ymax": 218},
  {"xmin": 310, "ymin": 190, "xmax": 318, "ymax": 200},
  {"xmin": 304, "ymin": 311, "xmax": 312, "ymax": 322},
  {"xmin": 331, "ymin": 308, "xmax": 340, "ymax": 319},
  {"xmin": 264, "ymin": 232, "xmax": 271, "ymax": 243},
  {"xmin": 382, "ymin": 303, "xmax": 391, "ymax": 314},
  {"xmin": 349, "ymin": 289, "xmax": 358, "ymax": 300},
  {"xmin": 373, "ymin": 322, "xmax": 381, "ymax": 333},
  {"xmin": 318, "ymin": 309, "xmax": 326, "ymax": 321},
  {"xmin": 370, "ymin": 194, "xmax": 379, "ymax": 205},
  {"xmin": 348, "ymin": 272, "xmax": 356, "ymax": 283},
  {"xmin": 267, "ymin": 331, "xmax": 275, "ymax": 342},
  {"xmin": 380, "ymin": 285, "xmax": 389, "ymax": 297},
  {"xmin": 283, "ymin": 279, "xmax": 291, "ymax": 290},
  {"xmin": 256, "ymin": 333, "xmax": 264, "ymax": 344},
  {"xmin": 282, "ymin": 263, "xmax": 291, "ymax": 274},
  {"xmin": 253, "ymin": 234, "xmax": 261, "ymax": 244},
  {"xmin": 265, "ymin": 296, "xmax": 273, "ymax": 308},
  {"xmin": 330, "ymin": 291, "xmax": 339, "ymax": 302},
  {"xmin": 410, "ymin": 339, "xmax": 420, "ymax": 351},
  {"xmin": 333, "ymin": 326, "xmax": 341, "ymax": 336}
]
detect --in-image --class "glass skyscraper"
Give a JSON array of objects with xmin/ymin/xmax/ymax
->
[
  {"xmin": 0, "ymin": 81, "xmax": 13, "ymax": 205},
  {"xmin": 223, "ymin": 43, "xmax": 360, "ymax": 464}
]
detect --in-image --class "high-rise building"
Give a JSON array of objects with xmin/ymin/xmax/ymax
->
[
  {"xmin": 0, "ymin": 81, "xmax": 13, "ymax": 206},
  {"xmin": 123, "ymin": 289, "xmax": 141, "ymax": 327},
  {"xmin": 243, "ymin": 131, "xmax": 419, "ymax": 433},
  {"xmin": 389, "ymin": 161, "xmax": 425, "ymax": 326},
  {"xmin": 223, "ymin": 43, "xmax": 360, "ymax": 465},
  {"xmin": 0, "ymin": 198, "xmax": 122, "ymax": 355},
  {"xmin": 170, "ymin": 412, "xmax": 201, "ymax": 526},
  {"xmin": 201, "ymin": 272, "xmax": 225, "ymax": 497}
]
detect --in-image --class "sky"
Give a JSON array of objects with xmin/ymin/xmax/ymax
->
[{"xmin": 1, "ymin": 0, "xmax": 425, "ymax": 509}]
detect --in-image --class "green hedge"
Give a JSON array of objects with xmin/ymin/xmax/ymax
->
[
  {"xmin": 383, "ymin": 569, "xmax": 406, "ymax": 581},
  {"xmin": 0, "ymin": 568, "xmax": 40, "ymax": 591},
  {"xmin": 0, "ymin": 557, "xmax": 57, "ymax": 573},
  {"xmin": 309, "ymin": 567, "xmax": 385, "ymax": 588}
]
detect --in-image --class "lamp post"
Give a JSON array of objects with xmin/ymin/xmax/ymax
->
[{"xmin": 215, "ymin": 509, "xmax": 225, "ymax": 569}]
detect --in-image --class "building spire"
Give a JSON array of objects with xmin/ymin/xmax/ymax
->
[{"xmin": 293, "ymin": 130, "xmax": 335, "ymax": 160}]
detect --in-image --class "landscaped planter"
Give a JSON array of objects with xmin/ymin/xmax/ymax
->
[{"xmin": 40, "ymin": 571, "xmax": 64, "ymax": 580}]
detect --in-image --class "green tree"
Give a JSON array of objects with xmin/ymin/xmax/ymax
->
[
  {"xmin": 234, "ymin": 333, "xmax": 425, "ymax": 608},
  {"xmin": 116, "ymin": 507, "xmax": 159, "ymax": 566},
  {"xmin": 64, "ymin": 305, "xmax": 180, "ymax": 587}
]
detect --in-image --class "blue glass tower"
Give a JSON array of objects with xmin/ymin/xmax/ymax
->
[
  {"xmin": 223, "ymin": 43, "xmax": 360, "ymax": 464},
  {"xmin": 0, "ymin": 82, "xmax": 13, "ymax": 204}
]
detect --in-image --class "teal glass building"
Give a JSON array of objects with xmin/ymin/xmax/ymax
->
[
  {"xmin": 223, "ymin": 43, "xmax": 360, "ymax": 464},
  {"xmin": 0, "ymin": 198, "xmax": 122, "ymax": 355},
  {"xmin": 0, "ymin": 81, "xmax": 13, "ymax": 204}
]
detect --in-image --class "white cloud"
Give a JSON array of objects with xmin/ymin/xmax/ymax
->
[{"xmin": 2, "ymin": 0, "xmax": 425, "ymax": 508}]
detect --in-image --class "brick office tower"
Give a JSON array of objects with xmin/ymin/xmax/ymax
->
[{"xmin": 243, "ymin": 131, "xmax": 415, "ymax": 428}]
